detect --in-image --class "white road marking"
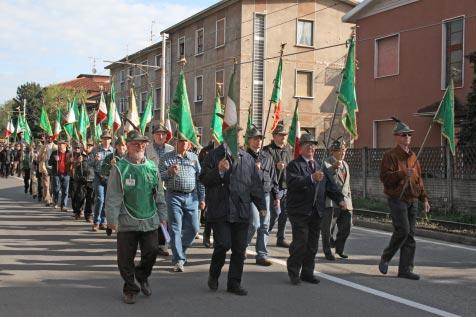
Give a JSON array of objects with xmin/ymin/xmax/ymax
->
[
  {"xmin": 354, "ymin": 226, "xmax": 476, "ymax": 252},
  {"xmin": 247, "ymin": 250, "xmax": 461, "ymax": 317}
]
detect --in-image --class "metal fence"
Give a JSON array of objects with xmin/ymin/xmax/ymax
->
[{"xmin": 316, "ymin": 146, "xmax": 476, "ymax": 213}]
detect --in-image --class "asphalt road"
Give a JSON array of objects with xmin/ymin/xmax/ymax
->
[{"xmin": 0, "ymin": 177, "xmax": 475, "ymax": 317}]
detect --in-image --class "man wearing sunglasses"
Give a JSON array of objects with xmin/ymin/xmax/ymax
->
[{"xmin": 378, "ymin": 119, "xmax": 431, "ymax": 280}]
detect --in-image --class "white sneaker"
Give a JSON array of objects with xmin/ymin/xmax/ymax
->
[{"xmin": 173, "ymin": 262, "xmax": 184, "ymax": 272}]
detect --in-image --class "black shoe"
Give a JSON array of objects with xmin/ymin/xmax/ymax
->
[
  {"xmin": 379, "ymin": 259, "xmax": 389, "ymax": 275},
  {"xmin": 123, "ymin": 293, "xmax": 136, "ymax": 304},
  {"xmin": 398, "ymin": 272, "xmax": 420, "ymax": 280},
  {"xmin": 276, "ymin": 240, "xmax": 290, "ymax": 248},
  {"xmin": 300, "ymin": 275, "xmax": 320, "ymax": 284},
  {"xmin": 256, "ymin": 258, "xmax": 273, "ymax": 266},
  {"xmin": 227, "ymin": 285, "xmax": 248, "ymax": 296},
  {"xmin": 203, "ymin": 235, "xmax": 211, "ymax": 248},
  {"xmin": 207, "ymin": 276, "xmax": 218, "ymax": 291},
  {"xmin": 289, "ymin": 275, "xmax": 301, "ymax": 285},
  {"xmin": 336, "ymin": 252, "xmax": 348, "ymax": 259},
  {"xmin": 157, "ymin": 246, "xmax": 169, "ymax": 256},
  {"xmin": 325, "ymin": 253, "xmax": 336, "ymax": 261},
  {"xmin": 139, "ymin": 280, "xmax": 152, "ymax": 296}
]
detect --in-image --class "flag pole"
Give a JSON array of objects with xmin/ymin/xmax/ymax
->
[
  {"xmin": 325, "ymin": 30, "xmax": 355, "ymax": 151},
  {"xmin": 398, "ymin": 85, "xmax": 450, "ymax": 199},
  {"xmin": 324, "ymin": 71, "xmax": 345, "ymax": 151},
  {"xmin": 262, "ymin": 43, "xmax": 286, "ymax": 150}
]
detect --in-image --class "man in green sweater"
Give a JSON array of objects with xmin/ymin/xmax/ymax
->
[{"xmin": 105, "ymin": 130, "xmax": 167, "ymax": 304}]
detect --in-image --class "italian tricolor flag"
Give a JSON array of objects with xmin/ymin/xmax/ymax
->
[
  {"xmin": 222, "ymin": 67, "xmax": 239, "ymax": 158},
  {"xmin": 287, "ymin": 99, "xmax": 301, "ymax": 159},
  {"xmin": 270, "ymin": 56, "xmax": 283, "ymax": 132}
]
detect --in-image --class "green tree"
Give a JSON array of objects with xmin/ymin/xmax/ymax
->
[
  {"xmin": 459, "ymin": 52, "xmax": 476, "ymax": 145},
  {"xmin": 0, "ymin": 99, "xmax": 17, "ymax": 133},
  {"xmin": 14, "ymin": 82, "xmax": 43, "ymax": 137},
  {"xmin": 43, "ymin": 85, "xmax": 88, "ymax": 116}
]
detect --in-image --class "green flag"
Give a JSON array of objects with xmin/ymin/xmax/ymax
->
[
  {"xmin": 339, "ymin": 37, "xmax": 359, "ymax": 138},
  {"xmin": 139, "ymin": 93, "xmax": 153, "ymax": 134},
  {"xmin": 434, "ymin": 79, "xmax": 456, "ymax": 155},
  {"xmin": 244, "ymin": 106, "xmax": 253, "ymax": 146},
  {"xmin": 93, "ymin": 111, "xmax": 102, "ymax": 143},
  {"xmin": 210, "ymin": 90, "xmax": 223, "ymax": 143},
  {"xmin": 222, "ymin": 67, "xmax": 239, "ymax": 158},
  {"xmin": 169, "ymin": 71, "xmax": 199, "ymax": 147},
  {"xmin": 18, "ymin": 114, "xmax": 32, "ymax": 144},
  {"xmin": 39, "ymin": 107, "xmax": 53, "ymax": 136},
  {"xmin": 78, "ymin": 104, "xmax": 90, "ymax": 144},
  {"xmin": 270, "ymin": 56, "xmax": 283, "ymax": 132}
]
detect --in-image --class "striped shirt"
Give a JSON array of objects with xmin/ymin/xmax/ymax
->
[{"xmin": 159, "ymin": 150, "xmax": 205, "ymax": 201}]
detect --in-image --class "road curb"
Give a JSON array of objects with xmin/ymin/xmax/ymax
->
[{"xmin": 354, "ymin": 218, "xmax": 476, "ymax": 246}]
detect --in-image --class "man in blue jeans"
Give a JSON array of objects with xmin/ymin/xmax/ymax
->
[
  {"xmin": 48, "ymin": 138, "xmax": 71, "ymax": 212},
  {"xmin": 245, "ymin": 126, "xmax": 279, "ymax": 266},
  {"xmin": 90, "ymin": 129, "xmax": 114, "ymax": 231},
  {"xmin": 159, "ymin": 133, "xmax": 205, "ymax": 272}
]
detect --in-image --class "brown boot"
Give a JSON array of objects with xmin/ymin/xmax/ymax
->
[
  {"xmin": 256, "ymin": 258, "xmax": 272, "ymax": 266},
  {"xmin": 92, "ymin": 224, "xmax": 99, "ymax": 232}
]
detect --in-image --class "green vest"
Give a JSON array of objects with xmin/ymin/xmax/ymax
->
[{"xmin": 115, "ymin": 158, "xmax": 159, "ymax": 220}]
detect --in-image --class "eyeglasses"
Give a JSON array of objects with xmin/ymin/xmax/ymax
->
[
  {"xmin": 129, "ymin": 142, "xmax": 147, "ymax": 147},
  {"xmin": 397, "ymin": 133, "xmax": 412, "ymax": 137}
]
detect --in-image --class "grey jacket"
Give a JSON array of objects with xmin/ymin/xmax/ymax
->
[{"xmin": 323, "ymin": 157, "xmax": 353, "ymax": 210}]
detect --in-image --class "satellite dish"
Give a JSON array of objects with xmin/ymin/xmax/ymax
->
[{"xmin": 92, "ymin": 68, "xmax": 97, "ymax": 74}]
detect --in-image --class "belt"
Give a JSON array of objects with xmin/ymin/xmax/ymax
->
[{"xmin": 170, "ymin": 189, "xmax": 194, "ymax": 195}]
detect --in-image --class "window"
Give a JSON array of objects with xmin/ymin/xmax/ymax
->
[
  {"xmin": 195, "ymin": 28, "xmax": 204, "ymax": 55},
  {"xmin": 155, "ymin": 55, "xmax": 162, "ymax": 69},
  {"xmin": 296, "ymin": 20, "xmax": 314, "ymax": 47},
  {"xmin": 301, "ymin": 127, "xmax": 316, "ymax": 137},
  {"xmin": 140, "ymin": 92, "xmax": 148, "ymax": 113},
  {"xmin": 375, "ymin": 34, "xmax": 399, "ymax": 78},
  {"xmin": 443, "ymin": 17, "xmax": 464, "ymax": 87},
  {"xmin": 128, "ymin": 67, "xmax": 133, "ymax": 78},
  {"xmin": 194, "ymin": 76, "xmax": 203, "ymax": 102},
  {"xmin": 216, "ymin": 18, "xmax": 226, "ymax": 48},
  {"xmin": 178, "ymin": 36, "xmax": 185, "ymax": 59},
  {"xmin": 295, "ymin": 70, "xmax": 313, "ymax": 98},
  {"xmin": 120, "ymin": 70, "xmax": 125, "ymax": 83},
  {"xmin": 155, "ymin": 88, "xmax": 161, "ymax": 111},
  {"xmin": 215, "ymin": 69, "xmax": 224, "ymax": 97}
]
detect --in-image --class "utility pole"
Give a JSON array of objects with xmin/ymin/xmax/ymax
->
[
  {"xmin": 160, "ymin": 32, "xmax": 168, "ymax": 124},
  {"xmin": 23, "ymin": 99, "xmax": 26, "ymax": 117}
]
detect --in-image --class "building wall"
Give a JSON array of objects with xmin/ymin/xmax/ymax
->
[
  {"xmin": 240, "ymin": 0, "xmax": 355, "ymax": 145},
  {"xmin": 108, "ymin": 42, "xmax": 165, "ymax": 134},
  {"xmin": 353, "ymin": 0, "xmax": 476, "ymax": 148},
  {"xmin": 167, "ymin": 0, "xmax": 355, "ymax": 145},
  {"xmin": 168, "ymin": 1, "xmax": 242, "ymax": 144}
]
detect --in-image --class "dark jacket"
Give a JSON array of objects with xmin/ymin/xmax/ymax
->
[
  {"xmin": 72, "ymin": 152, "xmax": 95, "ymax": 183},
  {"xmin": 246, "ymin": 148, "xmax": 279, "ymax": 197},
  {"xmin": 263, "ymin": 141, "xmax": 293, "ymax": 189},
  {"xmin": 48, "ymin": 150, "xmax": 72, "ymax": 176},
  {"xmin": 286, "ymin": 155, "xmax": 344, "ymax": 216},
  {"xmin": 199, "ymin": 144, "xmax": 267, "ymax": 223}
]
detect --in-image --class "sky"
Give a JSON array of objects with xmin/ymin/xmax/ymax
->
[{"xmin": 0, "ymin": 0, "xmax": 217, "ymax": 104}]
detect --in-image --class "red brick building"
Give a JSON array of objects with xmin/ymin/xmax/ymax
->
[{"xmin": 343, "ymin": 0, "xmax": 476, "ymax": 148}]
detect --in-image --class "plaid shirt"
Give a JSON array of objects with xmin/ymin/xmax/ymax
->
[{"xmin": 159, "ymin": 150, "xmax": 205, "ymax": 201}]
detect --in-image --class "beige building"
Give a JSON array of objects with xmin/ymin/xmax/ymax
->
[
  {"xmin": 105, "ymin": 41, "xmax": 170, "ymax": 133},
  {"xmin": 163, "ymin": 0, "xmax": 358, "ymax": 145}
]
